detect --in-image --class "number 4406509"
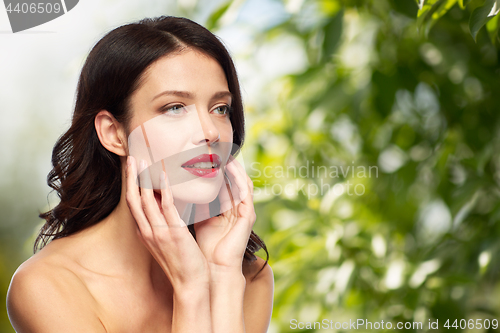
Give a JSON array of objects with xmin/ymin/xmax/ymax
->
[
  {"xmin": 5, "ymin": 3, "xmax": 62, "ymax": 14},
  {"xmin": 444, "ymin": 319, "xmax": 498, "ymax": 330}
]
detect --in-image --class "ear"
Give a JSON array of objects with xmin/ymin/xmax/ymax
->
[{"xmin": 95, "ymin": 110, "xmax": 128, "ymax": 156}]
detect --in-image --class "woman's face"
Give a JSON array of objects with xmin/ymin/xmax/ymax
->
[{"xmin": 127, "ymin": 49, "xmax": 234, "ymax": 204}]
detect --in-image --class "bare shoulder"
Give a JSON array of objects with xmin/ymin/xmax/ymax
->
[
  {"xmin": 243, "ymin": 255, "xmax": 273, "ymax": 283},
  {"xmin": 6, "ymin": 249, "xmax": 105, "ymax": 333},
  {"xmin": 243, "ymin": 256, "xmax": 274, "ymax": 333}
]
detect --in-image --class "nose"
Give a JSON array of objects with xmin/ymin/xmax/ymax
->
[{"xmin": 192, "ymin": 109, "xmax": 220, "ymax": 146}]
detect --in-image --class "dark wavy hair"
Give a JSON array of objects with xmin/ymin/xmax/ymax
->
[{"xmin": 36, "ymin": 16, "xmax": 268, "ymax": 273}]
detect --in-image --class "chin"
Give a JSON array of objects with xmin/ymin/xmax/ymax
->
[
  {"xmin": 171, "ymin": 176, "xmax": 224, "ymax": 204},
  {"xmin": 173, "ymin": 186, "xmax": 219, "ymax": 204}
]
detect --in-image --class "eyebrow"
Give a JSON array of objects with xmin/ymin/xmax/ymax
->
[
  {"xmin": 151, "ymin": 90, "xmax": 233, "ymax": 103},
  {"xmin": 211, "ymin": 91, "xmax": 233, "ymax": 101},
  {"xmin": 152, "ymin": 90, "xmax": 194, "ymax": 101}
]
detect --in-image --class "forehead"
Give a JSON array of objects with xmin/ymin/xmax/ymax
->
[{"xmin": 136, "ymin": 49, "xmax": 229, "ymax": 97}]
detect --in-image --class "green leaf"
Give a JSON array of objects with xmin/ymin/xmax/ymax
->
[
  {"xmin": 205, "ymin": 1, "xmax": 232, "ymax": 31},
  {"xmin": 417, "ymin": 0, "xmax": 458, "ymax": 36},
  {"xmin": 486, "ymin": 11, "xmax": 500, "ymax": 43},
  {"xmin": 417, "ymin": 0, "xmax": 441, "ymax": 26},
  {"xmin": 430, "ymin": 0, "xmax": 458, "ymax": 29},
  {"xmin": 458, "ymin": 0, "xmax": 472, "ymax": 8},
  {"xmin": 434, "ymin": 0, "xmax": 459, "ymax": 21},
  {"xmin": 469, "ymin": 0, "xmax": 500, "ymax": 41},
  {"xmin": 322, "ymin": 9, "xmax": 344, "ymax": 63}
]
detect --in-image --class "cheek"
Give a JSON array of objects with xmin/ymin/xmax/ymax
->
[
  {"xmin": 218, "ymin": 119, "xmax": 233, "ymax": 142},
  {"xmin": 146, "ymin": 119, "xmax": 193, "ymax": 161},
  {"xmin": 128, "ymin": 116, "xmax": 191, "ymax": 167}
]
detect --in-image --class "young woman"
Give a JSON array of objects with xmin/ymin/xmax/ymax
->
[{"xmin": 7, "ymin": 16, "xmax": 273, "ymax": 333}]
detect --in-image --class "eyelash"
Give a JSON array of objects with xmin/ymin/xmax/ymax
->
[
  {"xmin": 213, "ymin": 105, "xmax": 232, "ymax": 116},
  {"xmin": 163, "ymin": 104, "xmax": 185, "ymax": 115},
  {"xmin": 162, "ymin": 104, "xmax": 232, "ymax": 116}
]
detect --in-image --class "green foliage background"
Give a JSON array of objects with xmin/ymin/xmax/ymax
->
[
  {"xmin": 239, "ymin": 0, "xmax": 500, "ymax": 331},
  {"xmin": 1, "ymin": 0, "xmax": 500, "ymax": 332}
]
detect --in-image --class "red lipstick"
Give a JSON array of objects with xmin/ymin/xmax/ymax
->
[{"xmin": 181, "ymin": 154, "xmax": 221, "ymax": 178}]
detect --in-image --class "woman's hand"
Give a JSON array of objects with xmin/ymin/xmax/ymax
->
[
  {"xmin": 126, "ymin": 156, "xmax": 213, "ymax": 332},
  {"xmin": 193, "ymin": 156, "xmax": 256, "ymax": 274},
  {"xmin": 125, "ymin": 156, "xmax": 210, "ymax": 290},
  {"xmin": 193, "ymin": 156, "xmax": 254, "ymax": 333}
]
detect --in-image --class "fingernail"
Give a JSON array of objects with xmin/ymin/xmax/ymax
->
[
  {"xmin": 140, "ymin": 159, "xmax": 147, "ymax": 172},
  {"xmin": 160, "ymin": 171, "xmax": 166, "ymax": 189},
  {"xmin": 127, "ymin": 156, "xmax": 132, "ymax": 167}
]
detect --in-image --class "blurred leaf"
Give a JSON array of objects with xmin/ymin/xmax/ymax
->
[
  {"xmin": 418, "ymin": 0, "xmax": 459, "ymax": 36},
  {"xmin": 486, "ymin": 6, "xmax": 500, "ymax": 43},
  {"xmin": 205, "ymin": 1, "xmax": 232, "ymax": 31},
  {"xmin": 417, "ymin": 0, "xmax": 442, "ymax": 26},
  {"xmin": 392, "ymin": 0, "xmax": 419, "ymax": 17},
  {"xmin": 319, "ymin": 0, "xmax": 342, "ymax": 16},
  {"xmin": 435, "ymin": 0, "xmax": 459, "ymax": 19},
  {"xmin": 322, "ymin": 9, "xmax": 344, "ymax": 63},
  {"xmin": 470, "ymin": 0, "xmax": 500, "ymax": 41},
  {"xmin": 458, "ymin": 0, "xmax": 472, "ymax": 8}
]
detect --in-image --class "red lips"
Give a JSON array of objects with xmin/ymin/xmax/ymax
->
[
  {"xmin": 182, "ymin": 154, "xmax": 221, "ymax": 167},
  {"xmin": 181, "ymin": 154, "xmax": 221, "ymax": 178}
]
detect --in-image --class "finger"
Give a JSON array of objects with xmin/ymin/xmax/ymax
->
[
  {"xmin": 225, "ymin": 159, "xmax": 255, "ymax": 228},
  {"xmin": 226, "ymin": 160, "xmax": 249, "ymax": 203},
  {"xmin": 246, "ymin": 173, "xmax": 254, "ymax": 198},
  {"xmin": 221, "ymin": 166, "xmax": 244, "ymax": 218},
  {"xmin": 224, "ymin": 199, "xmax": 256, "ymax": 250},
  {"xmin": 160, "ymin": 171, "xmax": 185, "ymax": 228},
  {"xmin": 228, "ymin": 157, "xmax": 248, "ymax": 186},
  {"xmin": 223, "ymin": 166, "xmax": 253, "ymax": 225},
  {"xmin": 231, "ymin": 158, "xmax": 255, "ymax": 202},
  {"xmin": 217, "ymin": 173, "xmax": 235, "ymax": 215},
  {"xmin": 139, "ymin": 160, "xmax": 168, "ymax": 228},
  {"xmin": 223, "ymin": 162, "xmax": 244, "ymax": 204},
  {"xmin": 126, "ymin": 156, "xmax": 153, "ymax": 238}
]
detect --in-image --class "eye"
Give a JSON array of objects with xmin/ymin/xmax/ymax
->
[
  {"xmin": 212, "ymin": 105, "xmax": 231, "ymax": 116},
  {"xmin": 163, "ymin": 104, "xmax": 186, "ymax": 115}
]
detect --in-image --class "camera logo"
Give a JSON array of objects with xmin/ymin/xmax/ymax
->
[{"xmin": 3, "ymin": 0, "xmax": 79, "ymax": 33}]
